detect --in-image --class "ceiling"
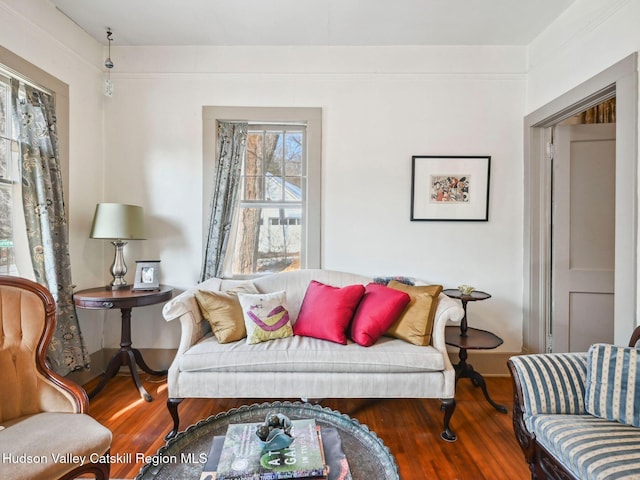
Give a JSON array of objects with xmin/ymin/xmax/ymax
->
[{"xmin": 50, "ymin": 0, "xmax": 577, "ymax": 47}]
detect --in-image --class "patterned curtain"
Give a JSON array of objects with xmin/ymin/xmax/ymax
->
[
  {"xmin": 12, "ymin": 82, "xmax": 90, "ymax": 375},
  {"xmin": 200, "ymin": 122, "xmax": 247, "ymax": 280},
  {"xmin": 580, "ymin": 98, "xmax": 616, "ymax": 124}
]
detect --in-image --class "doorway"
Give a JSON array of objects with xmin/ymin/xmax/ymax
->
[
  {"xmin": 523, "ymin": 53, "xmax": 638, "ymax": 354},
  {"xmin": 551, "ymin": 112, "xmax": 616, "ymax": 352}
]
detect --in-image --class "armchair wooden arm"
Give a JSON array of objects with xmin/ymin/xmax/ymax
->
[{"xmin": 629, "ymin": 325, "xmax": 640, "ymax": 347}]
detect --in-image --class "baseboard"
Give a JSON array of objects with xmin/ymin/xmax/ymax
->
[
  {"xmin": 66, "ymin": 348, "xmax": 176, "ymax": 386},
  {"xmin": 448, "ymin": 350, "xmax": 519, "ymax": 376}
]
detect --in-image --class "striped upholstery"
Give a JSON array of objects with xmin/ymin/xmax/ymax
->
[
  {"xmin": 509, "ymin": 353, "xmax": 588, "ymax": 429},
  {"xmin": 511, "ymin": 352, "xmax": 640, "ymax": 480},
  {"xmin": 586, "ymin": 344, "xmax": 640, "ymax": 427},
  {"xmin": 530, "ymin": 414, "xmax": 640, "ymax": 480}
]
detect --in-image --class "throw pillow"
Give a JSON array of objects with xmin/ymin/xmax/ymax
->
[
  {"xmin": 237, "ymin": 290, "xmax": 293, "ymax": 345},
  {"xmin": 372, "ymin": 276, "xmax": 416, "ymax": 286},
  {"xmin": 384, "ymin": 281, "xmax": 443, "ymax": 346},
  {"xmin": 585, "ymin": 343, "xmax": 640, "ymax": 427},
  {"xmin": 293, "ymin": 280, "xmax": 365, "ymax": 344},
  {"xmin": 350, "ymin": 283, "xmax": 411, "ymax": 347},
  {"xmin": 194, "ymin": 283, "xmax": 259, "ymax": 344}
]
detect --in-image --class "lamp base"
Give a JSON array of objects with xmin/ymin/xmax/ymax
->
[{"xmin": 109, "ymin": 240, "xmax": 129, "ymax": 291}]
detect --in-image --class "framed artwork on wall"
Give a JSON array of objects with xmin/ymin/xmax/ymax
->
[
  {"xmin": 410, "ymin": 155, "xmax": 491, "ymax": 221},
  {"xmin": 132, "ymin": 260, "xmax": 160, "ymax": 291}
]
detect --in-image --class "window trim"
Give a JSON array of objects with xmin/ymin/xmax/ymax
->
[{"xmin": 202, "ymin": 106, "xmax": 322, "ymax": 275}]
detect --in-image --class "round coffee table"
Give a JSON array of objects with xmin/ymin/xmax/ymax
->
[{"xmin": 136, "ymin": 401, "xmax": 399, "ymax": 480}]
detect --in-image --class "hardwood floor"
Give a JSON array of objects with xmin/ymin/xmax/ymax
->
[{"xmin": 84, "ymin": 373, "xmax": 530, "ymax": 479}]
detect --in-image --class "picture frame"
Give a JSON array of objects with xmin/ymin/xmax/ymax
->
[
  {"xmin": 410, "ymin": 155, "xmax": 491, "ymax": 221},
  {"xmin": 132, "ymin": 260, "xmax": 160, "ymax": 291}
]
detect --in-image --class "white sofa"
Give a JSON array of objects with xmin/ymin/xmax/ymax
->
[{"xmin": 162, "ymin": 269, "xmax": 464, "ymax": 441}]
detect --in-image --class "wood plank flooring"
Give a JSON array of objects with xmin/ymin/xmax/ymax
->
[{"xmin": 84, "ymin": 373, "xmax": 530, "ymax": 479}]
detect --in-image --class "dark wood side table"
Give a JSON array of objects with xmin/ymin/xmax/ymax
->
[
  {"xmin": 442, "ymin": 289, "xmax": 492, "ymax": 336},
  {"xmin": 73, "ymin": 285, "xmax": 173, "ymax": 402},
  {"xmin": 443, "ymin": 289, "xmax": 507, "ymax": 414}
]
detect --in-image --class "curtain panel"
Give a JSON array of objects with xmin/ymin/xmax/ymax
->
[
  {"xmin": 201, "ymin": 122, "xmax": 247, "ymax": 280},
  {"xmin": 13, "ymin": 82, "xmax": 89, "ymax": 375}
]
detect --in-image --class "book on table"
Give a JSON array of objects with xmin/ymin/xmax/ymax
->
[
  {"xmin": 318, "ymin": 427, "xmax": 352, "ymax": 480},
  {"xmin": 201, "ymin": 418, "xmax": 328, "ymax": 480},
  {"xmin": 200, "ymin": 425, "xmax": 352, "ymax": 480},
  {"xmin": 200, "ymin": 435, "xmax": 225, "ymax": 480}
]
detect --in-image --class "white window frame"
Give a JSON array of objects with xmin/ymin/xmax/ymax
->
[{"xmin": 203, "ymin": 107, "xmax": 322, "ymax": 277}]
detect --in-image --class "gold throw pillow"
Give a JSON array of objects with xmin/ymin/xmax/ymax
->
[
  {"xmin": 194, "ymin": 283, "xmax": 258, "ymax": 343},
  {"xmin": 385, "ymin": 281, "xmax": 443, "ymax": 346}
]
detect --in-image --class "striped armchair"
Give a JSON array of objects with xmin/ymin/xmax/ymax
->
[{"xmin": 508, "ymin": 330, "xmax": 640, "ymax": 480}]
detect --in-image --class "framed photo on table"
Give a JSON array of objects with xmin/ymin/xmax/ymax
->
[
  {"xmin": 132, "ymin": 260, "xmax": 160, "ymax": 291},
  {"xmin": 410, "ymin": 155, "xmax": 491, "ymax": 221}
]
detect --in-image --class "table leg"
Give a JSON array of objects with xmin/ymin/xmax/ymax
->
[
  {"xmin": 124, "ymin": 349, "xmax": 153, "ymax": 402},
  {"xmin": 460, "ymin": 298, "xmax": 469, "ymax": 336},
  {"xmin": 87, "ymin": 347, "xmax": 126, "ymax": 400},
  {"xmin": 454, "ymin": 347, "xmax": 507, "ymax": 414},
  {"xmin": 132, "ymin": 347, "xmax": 168, "ymax": 376},
  {"xmin": 88, "ymin": 307, "xmax": 165, "ymax": 402}
]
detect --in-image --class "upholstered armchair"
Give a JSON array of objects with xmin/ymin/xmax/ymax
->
[
  {"xmin": 508, "ymin": 326, "xmax": 640, "ymax": 480},
  {"xmin": 0, "ymin": 276, "xmax": 112, "ymax": 480}
]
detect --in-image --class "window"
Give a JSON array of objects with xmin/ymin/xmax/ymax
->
[
  {"xmin": 203, "ymin": 107, "xmax": 321, "ymax": 278},
  {"xmin": 231, "ymin": 125, "xmax": 304, "ymax": 274},
  {"xmin": 0, "ymin": 46, "xmax": 69, "ymax": 279},
  {"xmin": 0, "ymin": 72, "xmax": 19, "ymax": 275}
]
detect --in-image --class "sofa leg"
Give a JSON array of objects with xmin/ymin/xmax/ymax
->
[
  {"xmin": 165, "ymin": 397, "xmax": 184, "ymax": 440},
  {"xmin": 440, "ymin": 398, "xmax": 457, "ymax": 442}
]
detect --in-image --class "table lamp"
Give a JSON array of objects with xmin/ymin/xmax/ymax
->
[{"xmin": 90, "ymin": 203, "xmax": 146, "ymax": 290}]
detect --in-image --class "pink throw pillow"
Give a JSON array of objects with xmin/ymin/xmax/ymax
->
[
  {"xmin": 293, "ymin": 280, "xmax": 365, "ymax": 344},
  {"xmin": 350, "ymin": 283, "xmax": 411, "ymax": 347}
]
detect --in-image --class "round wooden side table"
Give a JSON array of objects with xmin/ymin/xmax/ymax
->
[
  {"xmin": 73, "ymin": 285, "xmax": 173, "ymax": 402},
  {"xmin": 443, "ymin": 288, "xmax": 507, "ymax": 414}
]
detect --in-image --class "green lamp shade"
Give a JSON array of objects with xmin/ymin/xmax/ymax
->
[{"xmin": 90, "ymin": 203, "xmax": 146, "ymax": 240}]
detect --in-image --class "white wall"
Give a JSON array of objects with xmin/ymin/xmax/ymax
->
[
  {"xmin": 0, "ymin": 0, "xmax": 530, "ymax": 355},
  {"xmin": 527, "ymin": 0, "xmax": 640, "ymax": 111},
  {"xmin": 7, "ymin": 0, "xmax": 635, "ymax": 358},
  {"xmin": 0, "ymin": 0, "xmax": 108, "ymax": 354},
  {"xmin": 527, "ymin": 0, "xmax": 640, "ymax": 337},
  {"xmin": 6, "ymin": 0, "xmax": 635, "ymax": 360},
  {"xmin": 103, "ymin": 46, "xmax": 527, "ymax": 351}
]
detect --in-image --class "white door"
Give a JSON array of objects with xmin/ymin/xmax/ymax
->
[{"xmin": 551, "ymin": 123, "xmax": 616, "ymax": 353}]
